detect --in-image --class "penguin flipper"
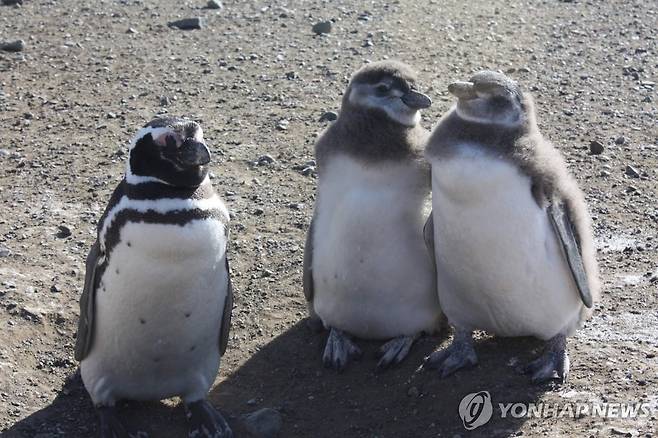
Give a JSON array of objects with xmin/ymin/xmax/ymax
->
[
  {"xmin": 547, "ymin": 201, "xmax": 593, "ymax": 308},
  {"xmin": 423, "ymin": 211, "xmax": 436, "ymax": 261},
  {"xmin": 74, "ymin": 240, "xmax": 102, "ymax": 361},
  {"xmin": 219, "ymin": 256, "xmax": 233, "ymax": 356},
  {"xmin": 302, "ymin": 215, "xmax": 315, "ymax": 303}
]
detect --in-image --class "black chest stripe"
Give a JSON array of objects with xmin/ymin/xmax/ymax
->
[
  {"xmin": 125, "ymin": 181, "xmax": 215, "ymax": 201},
  {"xmin": 103, "ymin": 207, "xmax": 227, "ymax": 262}
]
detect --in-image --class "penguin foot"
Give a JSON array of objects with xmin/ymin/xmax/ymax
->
[
  {"xmin": 523, "ymin": 334, "xmax": 569, "ymax": 384},
  {"xmin": 322, "ymin": 327, "xmax": 362, "ymax": 371},
  {"xmin": 97, "ymin": 406, "xmax": 130, "ymax": 438},
  {"xmin": 185, "ymin": 399, "xmax": 233, "ymax": 438},
  {"xmin": 376, "ymin": 335, "xmax": 417, "ymax": 371},
  {"xmin": 423, "ymin": 330, "xmax": 477, "ymax": 378}
]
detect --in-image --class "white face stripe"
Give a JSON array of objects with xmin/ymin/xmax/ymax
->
[
  {"xmin": 348, "ymin": 85, "xmax": 421, "ymax": 127},
  {"xmin": 128, "ymin": 126, "xmax": 172, "ymax": 151},
  {"xmin": 454, "ymin": 99, "xmax": 524, "ymax": 128},
  {"xmin": 98, "ymin": 186, "xmax": 226, "ymax": 252}
]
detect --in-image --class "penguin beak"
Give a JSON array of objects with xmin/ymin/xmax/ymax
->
[
  {"xmin": 178, "ymin": 139, "xmax": 211, "ymax": 167},
  {"xmin": 448, "ymin": 81, "xmax": 477, "ymax": 100},
  {"xmin": 401, "ymin": 90, "xmax": 432, "ymax": 109}
]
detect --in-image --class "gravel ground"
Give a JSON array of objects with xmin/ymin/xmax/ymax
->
[{"xmin": 0, "ymin": 0, "xmax": 656, "ymax": 437}]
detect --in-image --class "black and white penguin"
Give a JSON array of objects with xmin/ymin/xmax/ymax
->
[
  {"xmin": 423, "ymin": 71, "xmax": 600, "ymax": 383},
  {"xmin": 303, "ymin": 60, "xmax": 443, "ymax": 371},
  {"xmin": 75, "ymin": 117, "xmax": 234, "ymax": 437}
]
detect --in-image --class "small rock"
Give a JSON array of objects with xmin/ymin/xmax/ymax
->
[
  {"xmin": 276, "ymin": 120, "xmax": 289, "ymax": 131},
  {"xmin": 246, "ymin": 398, "xmax": 258, "ymax": 406},
  {"xmin": 159, "ymin": 95, "xmax": 171, "ymax": 106},
  {"xmin": 168, "ymin": 18, "xmax": 205, "ymax": 30},
  {"xmin": 301, "ymin": 166, "xmax": 316, "ymax": 177},
  {"xmin": 288, "ymin": 203, "xmax": 304, "ymax": 210},
  {"xmin": 56, "ymin": 225, "xmax": 72, "ymax": 238},
  {"xmin": 107, "ymin": 112, "xmax": 117, "ymax": 119},
  {"xmin": 253, "ymin": 208, "xmax": 264, "ymax": 216},
  {"xmin": 206, "ymin": 0, "xmax": 223, "ymax": 9},
  {"xmin": 624, "ymin": 165, "xmax": 640, "ymax": 178},
  {"xmin": 0, "ymin": 40, "xmax": 25, "ymax": 52},
  {"xmin": 0, "ymin": 149, "xmax": 10, "ymax": 158},
  {"xmin": 518, "ymin": 67, "xmax": 531, "ymax": 73},
  {"xmin": 285, "ymin": 71, "xmax": 298, "ymax": 80},
  {"xmin": 614, "ymin": 136, "xmax": 626, "ymax": 145},
  {"xmin": 20, "ymin": 306, "xmax": 44, "ymax": 323},
  {"xmin": 242, "ymin": 408, "xmax": 282, "ymax": 438},
  {"xmin": 319, "ymin": 111, "xmax": 338, "ymax": 122},
  {"xmin": 1, "ymin": 0, "xmax": 23, "ymax": 5},
  {"xmin": 312, "ymin": 21, "xmax": 332, "ymax": 35},
  {"xmin": 127, "ymin": 27, "xmax": 138, "ymax": 34},
  {"xmin": 255, "ymin": 154, "xmax": 275, "ymax": 166},
  {"xmin": 0, "ymin": 246, "xmax": 11, "ymax": 257},
  {"xmin": 51, "ymin": 284, "xmax": 62, "ymax": 293},
  {"xmin": 363, "ymin": 39, "xmax": 374, "ymax": 47},
  {"xmin": 608, "ymin": 426, "xmax": 635, "ymax": 437},
  {"xmin": 589, "ymin": 140, "xmax": 604, "ymax": 155}
]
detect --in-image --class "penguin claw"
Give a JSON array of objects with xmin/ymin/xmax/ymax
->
[
  {"xmin": 523, "ymin": 334, "xmax": 570, "ymax": 384},
  {"xmin": 322, "ymin": 327, "xmax": 362, "ymax": 372},
  {"xmin": 97, "ymin": 406, "xmax": 130, "ymax": 438},
  {"xmin": 423, "ymin": 337, "xmax": 477, "ymax": 378},
  {"xmin": 185, "ymin": 399, "xmax": 233, "ymax": 438},
  {"xmin": 376, "ymin": 335, "xmax": 416, "ymax": 371}
]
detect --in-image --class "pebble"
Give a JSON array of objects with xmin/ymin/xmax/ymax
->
[
  {"xmin": 276, "ymin": 120, "xmax": 289, "ymax": 131},
  {"xmin": 0, "ymin": 40, "xmax": 25, "ymax": 52},
  {"xmin": 319, "ymin": 111, "xmax": 338, "ymax": 122},
  {"xmin": 312, "ymin": 21, "xmax": 332, "ymax": 35},
  {"xmin": 242, "ymin": 408, "xmax": 282, "ymax": 438},
  {"xmin": 56, "ymin": 225, "xmax": 72, "ymax": 238},
  {"xmin": 206, "ymin": 0, "xmax": 223, "ymax": 9},
  {"xmin": 168, "ymin": 18, "xmax": 205, "ymax": 30},
  {"xmin": 614, "ymin": 136, "xmax": 626, "ymax": 145},
  {"xmin": 50, "ymin": 284, "xmax": 62, "ymax": 293},
  {"xmin": 301, "ymin": 166, "xmax": 316, "ymax": 177},
  {"xmin": 589, "ymin": 140, "xmax": 604, "ymax": 155},
  {"xmin": 253, "ymin": 208, "xmax": 265, "ymax": 216},
  {"xmin": 0, "ymin": 246, "xmax": 11, "ymax": 257},
  {"xmin": 255, "ymin": 154, "xmax": 275, "ymax": 166},
  {"xmin": 1, "ymin": 0, "xmax": 23, "ymax": 5},
  {"xmin": 624, "ymin": 165, "xmax": 640, "ymax": 178},
  {"xmin": 607, "ymin": 426, "xmax": 636, "ymax": 437},
  {"xmin": 20, "ymin": 306, "xmax": 44, "ymax": 323},
  {"xmin": 159, "ymin": 95, "xmax": 171, "ymax": 106}
]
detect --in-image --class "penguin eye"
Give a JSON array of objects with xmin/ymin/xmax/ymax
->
[{"xmin": 375, "ymin": 84, "xmax": 391, "ymax": 95}]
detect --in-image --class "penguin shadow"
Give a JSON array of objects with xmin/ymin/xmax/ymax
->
[
  {"xmin": 211, "ymin": 321, "xmax": 556, "ymax": 438},
  {"xmin": 2, "ymin": 370, "xmax": 187, "ymax": 437}
]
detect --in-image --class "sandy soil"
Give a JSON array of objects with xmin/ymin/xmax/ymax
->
[{"xmin": 0, "ymin": 0, "xmax": 656, "ymax": 437}]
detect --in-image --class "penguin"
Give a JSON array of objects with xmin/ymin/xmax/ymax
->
[
  {"xmin": 75, "ymin": 117, "xmax": 234, "ymax": 437},
  {"xmin": 303, "ymin": 60, "xmax": 443, "ymax": 371},
  {"xmin": 423, "ymin": 71, "xmax": 600, "ymax": 383}
]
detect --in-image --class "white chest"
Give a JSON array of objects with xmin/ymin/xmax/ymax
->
[
  {"xmin": 81, "ymin": 218, "xmax": 229, "ymax": 404},
  {"xmin": 311, "ymin": 154, "xmax": 440, "ymax": 339},
  {"xmin": 428, "ymin": 146, "xmax": 581, "ymax": 339}
]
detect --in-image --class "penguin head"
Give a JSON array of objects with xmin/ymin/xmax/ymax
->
[
  {"xmin": 449, "ymin": 71, "xmax": 524, "ymax": 126},
  {"xmin": 126, "ymin": 117, "xmax": 211, "ymax": 187},
  {"xmin": 344, "ymin": 60, "xmax": 432, "ymax": 127}
]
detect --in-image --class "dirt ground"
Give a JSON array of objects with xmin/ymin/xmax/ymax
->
[{"xmin": 0, "ymin": 0, "xmax": 656, "ymax": 437}]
